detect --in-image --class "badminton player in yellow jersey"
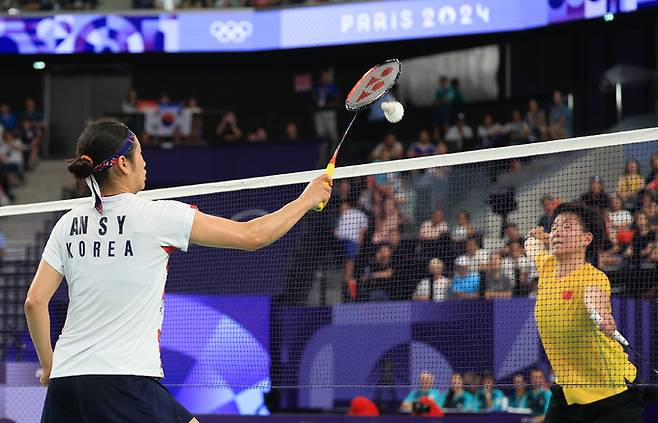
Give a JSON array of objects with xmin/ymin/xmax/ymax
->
[{"xmin": 525, "ymin": 202, "xmax": 643, "ymax": 422}]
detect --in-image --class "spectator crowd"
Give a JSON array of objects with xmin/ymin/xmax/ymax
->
[
  {"xmin": 324, "ymin": 147, "xmax": 658, "ymax": 303},
  {"xmin": 349, "ymin": 369, "xmax": 551, "ymax": 421},
  {"xmin": 0, "ymin": 98, "xmax": 44, "ymax": 205}
]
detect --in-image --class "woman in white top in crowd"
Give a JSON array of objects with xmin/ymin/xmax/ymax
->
[
  {"xmin": 24, "ymin": 118, "xmax": 331, "ymax": 423},
  {"xmin": 413, "ymin": 258, "xmax": 451, "ymax": 302}
]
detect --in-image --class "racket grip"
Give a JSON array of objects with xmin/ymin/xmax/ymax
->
[
  {"xmin": 589, "ymin": 312, "xmax": 629, "ymax": 346},
  {"xmin": 313, "ymin": 162, "xmax": 335, "ymax": 212}
]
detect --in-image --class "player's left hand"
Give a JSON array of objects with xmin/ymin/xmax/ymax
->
[
  {"xmin": 38, "ymin": 366, "xmax": 50, "ymax": 386},
  {"xmin": 599, "ymin": 313, "xmax": 617, "ymax": 338}
]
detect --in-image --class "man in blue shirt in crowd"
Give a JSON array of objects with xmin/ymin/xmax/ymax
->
[{"xmin": 450, "ymin": 256, "xmax": 480, "ymax": 299}]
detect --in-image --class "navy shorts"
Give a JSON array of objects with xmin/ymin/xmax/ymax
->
[{"xmin": 41, "ymin": 375, "xmax": 194, "ymax": 423}]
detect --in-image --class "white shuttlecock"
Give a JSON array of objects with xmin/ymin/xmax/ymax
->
[{"xmin": 381, "ymin": 101, "xmax": 404, "ymax": 123}]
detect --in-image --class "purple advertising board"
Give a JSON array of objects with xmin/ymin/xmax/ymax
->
[
  {"xmin": 161, "ymin": 295, "xmax": 271, "ymax": 416},
  {"xmin": 0, "ymin": 0, "xmax": 657, "ymax": 54}
]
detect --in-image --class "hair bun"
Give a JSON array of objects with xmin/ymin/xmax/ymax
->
[{"xmin": 68, "ymin": 156, "xmax": 94, "ymax": 179}]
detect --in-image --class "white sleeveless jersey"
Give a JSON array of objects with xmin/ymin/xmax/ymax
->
[{"xmin": 42, "ymin": 193, "xmax": 197, "ymax": 378}]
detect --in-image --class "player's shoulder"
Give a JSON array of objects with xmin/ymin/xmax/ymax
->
[
  {"xmin": 54, "ymin": 202, "xmax": 90, "ymax": 226},
  {"xmin": 584, "ymin": 262, "xmax": 610, "ymax": 281},
  {"xmin": 534, "ymin": 252, "xmax": 554, "ymax": 269}
]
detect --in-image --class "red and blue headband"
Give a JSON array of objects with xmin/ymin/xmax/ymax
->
[{"xmin": 92, "ymin": 130, "xmax": 136, "ymax": 173}]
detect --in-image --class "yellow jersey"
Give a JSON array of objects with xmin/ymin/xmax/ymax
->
[{"xmin": 534, "ymin": 253, "xmax": 636, "ymax": 405}]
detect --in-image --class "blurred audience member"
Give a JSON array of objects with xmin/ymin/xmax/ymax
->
[
  {"xmin": 348, "ymin": 396, "xmax": 379, "ymax": 416},
  {"xmin": 0, "ymin": 130, "xmax": 26, "ymax": 181},
  {"xmin": 526, "ymin": 369, "xmax": 551, "ymax": 422},
  {"xmin": 505, "ymin": 241, "xmax": 536, "ymax": 297},
  {"xmin": 616, "ymin": 159, "xmax": 645, "ymax": 210},
  {"xmin": 0, "ymin": 104, "xmax": 16, "ymax": 131},
  {"xmin": 450, "ymin": 256, "xmax": 480, "ymax": 299},
  {"xmin": 121, "ymin": 89, "xmax": 139, "ymax": 113},
  {"xmin": 443, "ymin": 373, "xmax": 476, "ymax": 411},
  {"xmin": 640, "ymin": 190, "xmax": 658, "ymax": 226},
  {"xmin": 484, "ymin": 252, "xmax": 514, "ymax": 299},
  {"xmin": 604, "ymin": 195, "xmax": 634, "ymax": 270},
  {"xmin": 445, "ymin": 113, "xmax": 475, "ymax": 152},
  {"xmin": 503, "ymin": 223, "xmax": 525, "ymax": 250},
  {"xmin": 381, "ymin": 197, "xmax": 402, "ymax": 234},
  {"xmin": 462, "ymin": 372, "xmax": 481, "ymax": 410},
  {"xmin": 183, "ymin": 96, "xmax": 203, "ymax": 144},
  {"xmin": 247, "ymin": 127, "xmax": 268, "ymax": 143},
  {"xmin": 645, "ymin": 153, "xmax": 658, "ymax": 186},
  {"xmin": 215, "ymin": 111, "xmax": 243, "ymax": 142},
  {"xmin": 451, "ymin": 211, "xmax": 479, "ymax": 244},
  {"xmin": 627, "ymin": 211, "xmax": 654, "ymax": 270},
  {"xmin": 537, "ymin": 194, "xmax": 559, "ymax": 232},
  {"xmin": 413, "ymin": 258, "xmax": 451, "ymax": 302},
  {"xmin": 457, "ymin": 238, "xmax": 488, "ymax": 274},
  {"xmin": 419, "ymin": 208, "xmax": 450, "ymax": 240},
  {"xmin": 526, "ymin": 98, "xmax": 548, "ymax": 142},
  {"xmin": 157, "ymin": 92, "xmax": 176, "ymax": 107},
  {"xmin": 313, "ymin": 68, "xmax": 339, "ymax": 146},
  {"xmin": 477, "ymin": 113, "xmax": 506, "ymax": 149},
  {"xmin": 407, "ymin": 129, "xmax": 436, "ymax": 158},
  {"xmin": 362, "ymin": 244, "xmax": 395, "ymax": 301},
  {"xmin": 282, "ymin": 121, "xmax": 299, "ymax": 142},
  {"xmin": 508, "ymin": 373, "xmax": 529, "ymax": 409},
  {"xmin": 608, "ymin": 194, "xmax": 633, "ymax": 237},
  {"xmin": 371, "ymin": 132, "xmax": 404, "ymax": 161},
  {"xmin": 20, "ymin": 98, "xmax": 44, "ymax": 130},
  {"xmin": 548, "ymin": 90, "xmax": 572, "ymax": 139},
  {"xmin": 400, "ymin": 371, "xmax": 444, "ymax": 415},
  {"xmin": 476, "ymin": 373, "xmax": 507, "ymax": 411},
  {"xmin": 505, "ymin": 110, "xmax": 530, "ymax": 145},
  {"xmin": 334, "ymin": 201, "xmax": 368, "ymax": 297},
  {"xmin": 433, "ymin": 76, "xmax": 452, "ymax": 134},
  {"xmin": 18, "ymin": 119, "xmax": 40, "ymax": 170},
  {"xmin": 450, "ymin": 78, "xmax": 464, "ymax": 120},
  {"xmin": 580, "ymin": 176, "xmax": 610, "ymax": 212}
]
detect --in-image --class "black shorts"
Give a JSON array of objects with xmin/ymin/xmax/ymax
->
[
  {"xmin": 41, "ymin": 375, "xmax": 194, "ymax": 423},
  {"xmin": 545, "ymin": 383, "xmax": 644, "ymax": 423}
]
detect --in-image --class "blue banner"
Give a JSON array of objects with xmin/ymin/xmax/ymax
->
[{"xmin": 0, "ymin": 0, "xmax": 656, "ymax": 54}]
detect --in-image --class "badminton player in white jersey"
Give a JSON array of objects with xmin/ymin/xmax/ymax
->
[{"xmin": 24, "ymin": 118, "xmax": 332, "ymax": 423}]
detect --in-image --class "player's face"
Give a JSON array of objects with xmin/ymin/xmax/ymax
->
[
  {"xmin": 549, "ymin": 213, "xmax": 591, "ymax": 257},
  {"xmin": 130, "ymin": 140, "xmax": 147, "ymax": 192}
]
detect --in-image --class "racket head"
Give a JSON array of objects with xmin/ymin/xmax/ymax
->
[{"xmin": 345, "ymin": 59, "xmax": 402, "ymax": 112}]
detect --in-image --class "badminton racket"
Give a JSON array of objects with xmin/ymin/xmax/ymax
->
[
  {"xmin": 314, "ymin": 58, "xmax": 402, "ymax": 211},
  {"xmin": 590, "ymin": 312, "xmax": 658, "ymax": 377}
]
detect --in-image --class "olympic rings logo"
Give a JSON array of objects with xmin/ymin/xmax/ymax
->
[{"xmin": 209, "ymin": 20, "xmax": 253, "ymax": 44}]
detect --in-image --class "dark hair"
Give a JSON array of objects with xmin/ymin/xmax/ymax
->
[
  {"xmin": 67, "ymin": 118, "xmax": 135, "ymax": 188},
  {"xmin": 530, "ymin": 368, "xmax": 545, "ymax": 376},
  {"xmin": 552, "ymin": 202, "xmax": 606, "ymax": 262},
  {"xmin": 481, "ymin": 372, "xmax": 495, "ymax": 383}
]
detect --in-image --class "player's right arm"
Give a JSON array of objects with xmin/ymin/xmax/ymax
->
[
  {"xmin": 190, "ymin": 174, "xmax": 332, "ymax": 251},
  {"xmin": 524, "ymin": 226, "xmax": 549, "ymax": 259},
  {"xmin": 24, "ymin": 260, "xmax": 64, "ymax": 386}
]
